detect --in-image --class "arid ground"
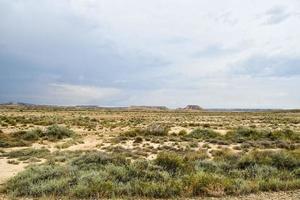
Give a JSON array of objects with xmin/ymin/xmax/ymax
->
[{"xmin": 0, "ymin": 105, "xmax": 299, "ymax": 199}]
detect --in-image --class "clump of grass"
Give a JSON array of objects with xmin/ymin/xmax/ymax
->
[
  {"xmin": 238, "ymin": 150, "xmax": 299, "ymax": 170},
  {"xmin": 4, "ymin": 165, "xmax": 71, "ymax": 197},
  {"xmin": 3, "ymin": 148, "xmax": 50, "ymax": 161},
  {"xmin": 178, "ymin": 130, "xmax": 187, "ymax": 136},
  {"xmin": 226, "ymin": 127, "xmax": 300, "ymax": 143},
  {"xmin": 55, "ymin": 138, "xmax": 81, "ymax": 149},
  {"xmin": 155, "ymin": 152, "xmax": 185, "ymax": 174},
  {"xmin": 0, "ymin": 125, "xmax": 75, "ymax": 148},
  {"xmin": 3, "ymin": 149, "xmax": 300, "ymax": 199},
  {"xmin": 123, "ymin": 124, "xmax": 169, "ymax": 137},
  {"xmin": 71, "ymin": 151, "xmax": 129, "ymax": 170},
  {"xmin": 41, "ymin": 125, "xmax": 74, "ymax": 141},
  {"xmin": 184, "ymin": 171, "xmax": 229, "ymax": 197},
  {"xmin": 7, "ymin": 160, "xmax": 20, "ymax": 165},
  {"xmin": 133, "ymin": 136, "xmax": 143, "ymax": 143},
  {"xmin": 186, "ymin": 129, "xmax": 220, "ymax": 140},
  {"xmin": 16, "ymin": 129, "xmax": 43, "ymax": 141},
  {"xmin": 0, "ymin": 132, "xmax": 29, "ymax": 148}
]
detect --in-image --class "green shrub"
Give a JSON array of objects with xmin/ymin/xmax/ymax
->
[
  {"xmin": 238, "ymin": 150, "xmax": 299, "ymax": 170},
  {"xmin": 293, "ymin": 168, "xmax": 300, "ymax": 178},
  {"xmin": 123, "ymin": 124, "xmax": 169, "ymax": 137},
  {"xmin": 186, "ymin": 129, "xmax": 220, "ymax": 140},
  {"xmin": 224, "ymin": 128, "xmax": 300, "ymax": 144},
  {"xmin": 184, "ymin": 172, "xmax": 230, "ymax": 197},
  {"xmin": 225, "ymin": 127, "xmax": 264, "ymax": 142},
  {"xmin": 3, "ymin": 149, "xmax": 300, "ymax": 199},
  {"xmin": 130, "ymin": 179, "xmax": 183, "ymax": 198},
  {"xmin": 212, "ymin": 148, "xmax": 241, "ymax": 164},
  {"xmin": 0, "ymin": 132, "xmax": 28, "ymax": 147},
  {"xmin": 0, "ymin": 126, "xmax": 74, "ymax": 148},
  {"xmin": 71, "ymin": 151, "xmax": 128, "ymax": 170},
  {"xmin": 184, "ymin": 150, "xmax": 209, "ymax": 162},
  {"xmin": 133, "ymin": 136, "xmax": 143, "ymax": 143},
  {"xmin": 71, "ymin": 171, "xmax": 114, "ymax": 198},
  {"xmin": 3, "ymin": 148, "xmax": 50, "ymax": 161},
  {"xmin": 42, "ymin": 125, "xmax": 74, "ymax": 141},
  {"xmin": 21, "ymin": 129, "xmax": 42, "ymax": 141},
  {"xmin": 271, "ymin": 129, "xmax": 300, "ymax": 142},
  {"xmin": 5, "ymin": 165, "xmax": 71, "ymax": 197},
  {"xmin": 178, "ymin": 130, "xmax": 187, "ymax": 136},
  {"xmin": 155, "ymin": 152, "xmax": 185, "ymax": 174},
  {"xmin": 259, "ymin": 178, "xmax": 300, "ymax": 191},
  {"xmin": 225, "ymin": 179, "xmax": 259, "ymax": 195}
]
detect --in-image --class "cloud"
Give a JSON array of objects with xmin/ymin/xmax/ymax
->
[
  {"xmin": 123, "ymin": 75, "xmax": 300, "ymax": 109},
  {"xmin": 0, "ymin": 0, "xmax": 300, "ymax": 108},
  {"xmin": 263, "ymin": 6, "xmax": 291, "ymax": 25},
  {"xmin": 231, "ymin": 55, "xmax": 300, "ymax": 77},
  {"xmin": 192, "ymin": 44, "xmax": 240, "ymax": 58},
  {"xmin": 44, "ymin": 84, "xmax": 121, "ymax": 105}
]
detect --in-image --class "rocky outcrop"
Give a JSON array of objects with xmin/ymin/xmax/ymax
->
[{"xmin": 183, "ymin": 105, "xmax": 203, "ymax": 110}]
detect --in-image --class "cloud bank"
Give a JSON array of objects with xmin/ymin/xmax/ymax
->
[{"xmin": 0, "ymin": 0, "xmax": 300, "ymax": 108}]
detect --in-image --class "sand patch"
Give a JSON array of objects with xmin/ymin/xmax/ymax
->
[{"xmin": 0, "ymin": 158, "xmax": 27, "ymax": 184}]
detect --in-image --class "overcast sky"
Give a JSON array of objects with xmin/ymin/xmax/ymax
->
[{"xmin": 1, "ymin": 0, "xmax": 300, "ymax": 108}]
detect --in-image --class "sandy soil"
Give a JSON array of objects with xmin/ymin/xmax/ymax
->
[
  {"xmin": 215, "ymin": 129, "xmax": 228, "ymax": 135},
  {"xmin": 0, "ymin": 158, "xmax": 27, "ymax": 185},
  {"xmin": 170, "ymin": 126, "xmax": 194, "ymax": 134},
  {"xmin": 65, "ymin": 135, "xmax": 100, "ymax": 151}
]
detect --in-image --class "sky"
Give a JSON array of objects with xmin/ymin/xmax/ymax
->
[{"xmin": 0, "ymin": 0, "xmax": 300, "ymax": 108}]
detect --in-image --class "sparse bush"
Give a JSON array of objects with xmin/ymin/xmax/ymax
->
[
  {"xmin": 2, "ymin": 109, "xmax": 300, "ymax": 199},
  {"xmin": 123, "ymin": 124, "xmax": 169, "ymax": 137},
  {"xmin": 178, "ymin": 130, "xmax": 187, "ymax": 136},
  {"xmin": 186, "ymin": 129, "xmax": 220, "ymax": 140},
  {"xmin": 5, "ymin": 165, "xmax": 71, "ymax": 197},
  {"xmin": 184, "ymin": 172, "xmax": 229, "ymax": 196},
  {"xmin": 20, "ymin": 129, "xmax": 42, "ymax": 141},
  {"xmin": 71, "ymin": 151, "xmax": 128, "ymax": 170},
  {"xmin": 42, "ymin": 125, "xmax": 74, "ymax": 141},
  {"xmin": 0, "ymin": 126, "xmax": 75, "ymax": 148},
  {"xmin": 134, "ymin": 136, "xmax": 143, "ymax": 143},
  {"xmin": 155, "ymin": 152, "xmax": 184, "ymax": 174},
  {"xmin": 258, "ymin": 178, "xmax": 300, "ymax": 191},
  {"xmin": 145, "ymin": 124, "xmax": 169, "ymax": 136},
  {"xmin": 3, "ymin": 148, "xmax": 50, "ymax": 161},
  {"xmin": 238, "ymin": 150, "xmax": 299, "ymax": 170},
  {"xmin": 7, "ymin": 160, "xmax": 20, "ymax": 165},
  {"xmin": 3, "ymin": 149, "xmax": 300, "ymax": 199},
  {"xmin": 225, "ymin": 127, "xmax": 300, "ymax": 144}
]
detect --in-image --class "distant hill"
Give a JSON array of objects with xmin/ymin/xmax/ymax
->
[
  {"xmin": 179, "ymin": 105, "xmax": 203, "ymax": 111},
  {"xmin": 0, "ymin": 102, "xmax": 34, "ymax": 106},
  {"xmin": 128, "ymin": 106, "xmax": 169, "ymax": 111},
  {"xmin": 0, "ymin": 102, "xmax": 299, "ymax": 113}
]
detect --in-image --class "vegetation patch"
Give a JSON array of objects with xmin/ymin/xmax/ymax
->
[
  {"xmin": 123, "ymin": 124, "xmax": 169, "ymax": 137},
  {"xmin": 183, "ymin": 127, "xmax": 300, "ymax": 150},
  {"xmin": 2, "ymin": 148, "xmax": 50, "ymax": 161},
  {"xmin": 185, "ymin": 129, "xmax": 221, "ymax": 140},
  {"xmin": 3, "ymin": 149, "xmax": 299, "ymax": 199},
  {"xmin": 0, "ymin": 125, "xmax": 76, "ymax": 148}
]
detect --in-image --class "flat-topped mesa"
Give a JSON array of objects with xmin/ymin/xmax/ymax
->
[{"xmin": 183, "ymin": 105, "xmax": 203, "ymax": 111}]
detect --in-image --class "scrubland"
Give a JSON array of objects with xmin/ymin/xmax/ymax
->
[{"xmin": 0, "ymin": 106, "xmax": 299, "ymax": 199}]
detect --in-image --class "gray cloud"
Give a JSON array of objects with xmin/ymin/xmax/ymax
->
[
  {"xmin": 192, "ymin": 44, "xmax": 240, "ymax": 58},
  {"xmin": 0, "ymin": 0, "xmax": 300, "ymax": 108},
  {"xmin": 232, "ymin": 55, "xmax": 300, "ymax": 77},
  {"xmin": 263, "ymin": 6, "xmax": 291, "ymax": 25}
]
